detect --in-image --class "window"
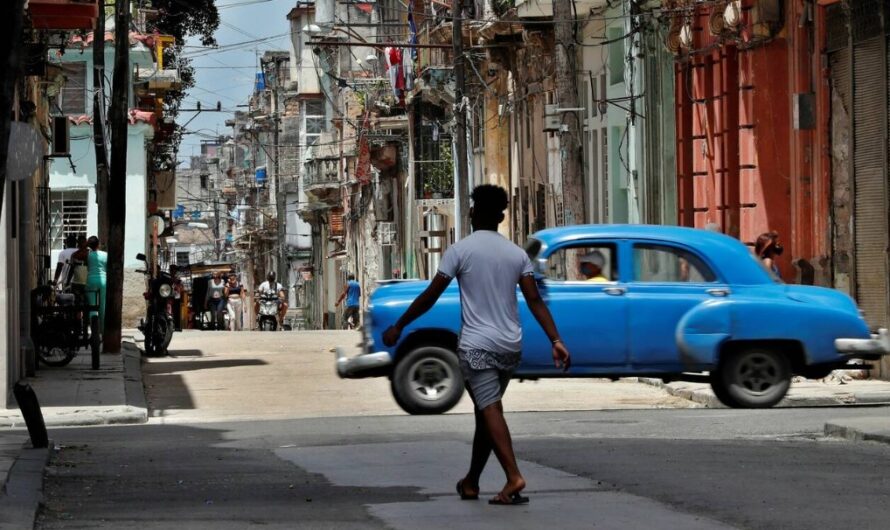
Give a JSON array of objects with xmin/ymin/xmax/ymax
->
[
  {"xmin": 50, "ymin": 190, "xmax": 88, "ymax": 250},
  {"xmin": 59, "ymin": 62, "xmax": 87, "ymax": 115},
  {"xmin": 200, "ymin": 174, "xmax": 208, "ymax": 190},
  {"xmin": 608, "ymin": 28, "xmax": 625, "ymax": 86},
  {"xmin": 303, "ymin": 99, "xmax": 325, "ymax": 146},
  {"xmin": 633, "ymin": 244, "xmax": 716, "ymax": 283},
  {"xmin": 545, "ymin": 244, "xmax": 618, "ymax": 282},
  {"xmin": 176, "ymin": 251, "xmax": 190, "ymax": 267}
]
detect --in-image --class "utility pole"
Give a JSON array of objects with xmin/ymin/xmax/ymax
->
[
  {"xmin": 93, "ymin": 4, "xmax": 110, "ymax": 244},
  {"xmin": 553, "ymin": 0, "xmax": 584, "ymax": 226},
  {"xmin": 104, "ymin": 0, "xmax": 130, "ymax": 353},
  {"xmin": 273, "ymin": 60, "xmax": 287, "ymax": 299},
  {"xmin": 0, "ymin": 0, "xmax": 25, "ymax": 217},
  {"xmin": 452, "ymin": 0, "xmax": 470, "ymax": 238}
]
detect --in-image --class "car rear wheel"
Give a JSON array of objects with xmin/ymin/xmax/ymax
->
[
  {"xmin": 711, "ymin": 346, "xmax": 791, "ymax": 408},
  {"xmin": 391, "ymin": 346, "xmax": 464, "ymax": 415}
]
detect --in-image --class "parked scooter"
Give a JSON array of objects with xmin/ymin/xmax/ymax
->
[
  {"xmin": 135, "ymin": 253, "xmax": 175, "ymax": 356},
  {"xmin": 257, "ymin": 293, "xmax": 280, "ymax": 331}
]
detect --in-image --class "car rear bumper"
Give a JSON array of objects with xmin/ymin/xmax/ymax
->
[
  {"xmin": 335, "ymin": 347, "xmax": 393, "ymax": 378},
  {"xmin": 835, "ymin": 328, "xmax": 890, "ymax": 356}
]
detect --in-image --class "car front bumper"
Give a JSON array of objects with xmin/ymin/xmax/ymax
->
[
  {"xmin": 335, "ymin": 347, "xmax": 393, "ymax": 378},
  {"xmin": 835, "ymin": 328, "xmax": 890, "ymax": 356}
]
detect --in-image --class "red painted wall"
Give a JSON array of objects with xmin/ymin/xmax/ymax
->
[{"xmin": 674, "ymin": 2, "xmax": 829, "ymax": 282}]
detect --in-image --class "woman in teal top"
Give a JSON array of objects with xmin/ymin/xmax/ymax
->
[{"xmin": 75, "ymin": 236, "xmax": 108, "ymax": 335}]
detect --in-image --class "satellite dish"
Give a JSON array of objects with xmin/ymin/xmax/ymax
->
[{"xmin": 147, "ymin": 214, "xmax": 166, "ymax": 237}]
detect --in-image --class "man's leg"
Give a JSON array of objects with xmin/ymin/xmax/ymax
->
[
  {"xmin": 481, "ymin": 400, "xmax": 525, "ymax": 500},
  {"xmin": 460, "ymin": 387, "xmax": 492, "ymax": 497}
]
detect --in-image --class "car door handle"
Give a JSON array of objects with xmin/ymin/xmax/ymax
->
[
  {"xmin": 706, "ymin": 288, "xmax": 730, "ymax": 297},
  {"xmin": 604, "ymin": 287, "xmax": 626, "ymax": 296}
]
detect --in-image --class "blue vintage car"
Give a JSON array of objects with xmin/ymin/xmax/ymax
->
[{"xmin": 336, "ymin": 225, "xmax": 890, "ymax": 414}]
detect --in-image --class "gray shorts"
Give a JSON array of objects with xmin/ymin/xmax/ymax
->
[{"xmin": 459, "ymin": 359, "xmax": 512, "ymax": 411}]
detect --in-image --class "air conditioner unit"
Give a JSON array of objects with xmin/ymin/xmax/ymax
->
[
  {"xmin": 51, "ymin": 116, "xmax": 70, "ymax": 156},
  {"xmin": 543, "ymin": 104, "xmax": 561, "ymax": 132}
]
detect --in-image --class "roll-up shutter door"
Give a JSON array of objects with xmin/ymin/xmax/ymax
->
[{"xmin": 851, "ymin": 3, "xmax": 889, "ymax": 330}]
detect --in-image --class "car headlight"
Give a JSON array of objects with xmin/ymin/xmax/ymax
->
[{"xmin": 158, "ymin": 283, "xmax": 173, "ymax": 298}]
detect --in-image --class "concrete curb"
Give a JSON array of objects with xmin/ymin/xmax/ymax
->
[
  {"xmin": 0, "ymin": 442, "xmax": 53, "ymax": 530},
  {"xmin": 638, "ymin": 377, "xmax": 890, "ymax": 408},
  {"xmin": 637, "ymin": 378, "xmax": 725, "ymax": 408},
  {"xmin": 824, "ymin": 422, "xmax": 890, "ymax": 445},
  {"xmin": 122, "ymin": 341, "xmax": 148, "ymax": 421}
]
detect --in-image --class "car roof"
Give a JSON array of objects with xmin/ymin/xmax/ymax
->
[{"xmin": 529, "ymin": 224, "xmax": 772, "ymax": 285}]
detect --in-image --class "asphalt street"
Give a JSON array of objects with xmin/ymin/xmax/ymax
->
[{"xmin": 33, "ymin": 331, "xmax": 890, "ymax": 529}]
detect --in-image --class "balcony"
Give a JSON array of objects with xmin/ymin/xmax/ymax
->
[
  {"xmin": 135, "ymin": 64, "xmax": 182, "ymax": 92},
  {"xmin": 29, "ymin": 0, "xmax": 99, "ymax": 31}
]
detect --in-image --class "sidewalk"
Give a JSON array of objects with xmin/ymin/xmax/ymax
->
[
  {"xmin": 0, "ymin": 340, "xmax": 147, "ymax": 428},
  {"xmin": 1, "ymin": 338, "xmax": 146, "ymax": 527},
  {"xmin": 639, "ymin": 376, "xmax": 890, "ymax": 408}
]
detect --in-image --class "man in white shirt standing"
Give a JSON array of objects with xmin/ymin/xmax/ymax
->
[
  {"xmin": 383, "ymin": 185, "xmax": 570, "ymax": 506},
  {"xmin": 53, "ymin": 235, "xmax": 79, "ymax": 287}
]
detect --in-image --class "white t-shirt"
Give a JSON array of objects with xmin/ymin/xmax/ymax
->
[
  {"xmin": 437, "ymin": 230, "xmax": 534, "ymax": 354},
  {"xmin": 258, "ymin": 281, "xmax": 283, "ymax": 296},
  {"xmin": 57, "ymin": 247, "xmax": 77, "ymax": 283}
]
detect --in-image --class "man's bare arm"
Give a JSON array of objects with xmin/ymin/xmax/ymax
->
[
  {"xmin": 382, "ymin": 274, "xmax": 452, "ymax": 346},
  {"xmin": 519, "ymin": 275, "xmax": 571, "ymax": 371}
]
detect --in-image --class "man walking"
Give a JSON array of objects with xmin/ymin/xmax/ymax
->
[
  {"xmin": 382, "ymin": 184, "xmax": 570, "ymax": 505},
  {"xmin": 336, "ymin": 274, "xmax": 361, "ymax": 329}
]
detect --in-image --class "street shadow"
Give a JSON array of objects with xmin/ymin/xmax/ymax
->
[
  {"xmin": 38, "ymin": 423, "xmax": 424, "ymax": 526},
  {"xmin": 142, "ymin": 358, "xmax": 269, "ymax": 413},
  {"xmin": 166, "ymin": 349, "xmax": 205, "ymax": 358},
  {"xmin": 144, "ymin": 358, "xmax": 267, "ymax": 375}
]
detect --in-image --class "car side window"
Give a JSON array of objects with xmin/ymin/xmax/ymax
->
[
  {"xmin": 633, "ymin": 244, "xmax": 717, "ymax": 283},
  {"xmin": 545, "ymin": 244, "xmax": 618, "ymax": 282}
]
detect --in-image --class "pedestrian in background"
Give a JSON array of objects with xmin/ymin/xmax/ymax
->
[
  {"xmin": 68, "ymin": 235, "xmax": 89, "ymax": 304},
  {"xmin": 336, "ymin": 274, "xmax": 361, "ymax": 329},
  {"xmin": 73, "ymin": 236, "xmax": 107, "ymax": 334},
  {"xmin": 226, "ymin": 274, "xmax": 244, "ymax": 331},
  {"xmin": 382, "ymin": 184, "xmax": 570, "ymax": 506},
  {"xmin": 205, "ymin": 272, "xmax": 227, "ymax": 330},
  {"xmin": 755, "ymin": 231, "xmax": 783, "ymax": 280},
  {"xmin": 53, "ymin": 234, "xmax": 78, "ymax": 288}
]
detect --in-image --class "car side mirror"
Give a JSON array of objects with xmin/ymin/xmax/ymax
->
[{"xmin": 135, "ymin": 253, "xmax": 146, "ymax": 261}]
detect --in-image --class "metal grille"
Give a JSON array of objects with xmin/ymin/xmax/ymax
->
[
  {"xmin": 852, "ymin": 0, "xmax": 883, "ymax": 43},
  {"xmin": 49, "ymin": 189, "xmax": 88, "ymax": 250},
  {"xmin": 36, "ymin": 186, "xmax": 52, "ymax": 285},
  {"xmin": 826, "ymin": 4, "xmax": 849, "ymax": 53},
  {"xmin": 852, "ymin": 36, "xmax": 888, "ymax": 328}
]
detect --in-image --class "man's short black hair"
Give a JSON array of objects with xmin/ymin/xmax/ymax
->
[
  {"xmin": 267, "ymin": 271, "xmax": 276, "ymax": 280},
  {"xmin": 348, "ymin": 274, "xmax": 355, "ymax": 281},
  {"xmin": 470, "ymin": 184, "xmax": 509, "ymax": 223},
  {"xmin": 64, "ymin": 234, "xmax": 78, "ymax": 248}
]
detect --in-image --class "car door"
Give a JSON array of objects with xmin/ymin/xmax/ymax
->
[
  {"xmin": 518, "ymin": 241, "xmax": 629, "ymax": 373},
  {"xmin": 624, "ymin": 241, "xmax": 728, "ymax": 369}
]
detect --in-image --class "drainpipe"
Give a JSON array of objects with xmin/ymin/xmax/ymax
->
[{"xmin": 19, "ymin": 172, "xmax": 34, "ymax": 376}]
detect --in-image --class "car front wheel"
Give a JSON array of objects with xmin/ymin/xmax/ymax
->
[
  {"xmin": 391, "ymin": 346, "xmax": 464, "ymax": 415},
  {"xmin": 711, "ymin": 346, "xmax": 791, "ymax": 408}
]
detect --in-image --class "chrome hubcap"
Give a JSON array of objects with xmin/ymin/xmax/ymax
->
[
  {"xmin": 735, "ymin": 352, "xmax": 781, "ymax": 394},
  {"xmin": 408, "ymin": 358, "xmax": 454, "ymax": 402}
]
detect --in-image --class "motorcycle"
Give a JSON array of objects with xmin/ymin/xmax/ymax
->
[
  {"xmin": 135, "ymin": 253, "xmax": 175, "ymax": 356},
  {"xmin": 257, "ymin": 293, "xmax": 280, "ymax": 331},
  {"xmin": 30, "ymin": 285, "xmax": 101, "ymax": 368}
]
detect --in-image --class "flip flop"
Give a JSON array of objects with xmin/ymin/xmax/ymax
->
[
  {"xmin": 456, "ymin": 479, "xmax": 479, "ymax": 500},
  {"xmin": 488, "ymin": 492, "xmax": 530, "ymax": 505}
]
